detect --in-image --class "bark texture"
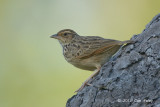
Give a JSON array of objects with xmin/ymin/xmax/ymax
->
[{"xmin": 66, "ymin": 14, "xmax": 160, "ymax": 107}]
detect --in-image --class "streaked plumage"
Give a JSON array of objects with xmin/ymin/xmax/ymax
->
[{"xmin": 50, "ymin": 29, "xmax": 132, "ymax": 92}]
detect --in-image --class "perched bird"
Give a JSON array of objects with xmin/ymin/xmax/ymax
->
[{"xmin": 50, "ymin": 29, "xmax": 132, "ymax": 92}]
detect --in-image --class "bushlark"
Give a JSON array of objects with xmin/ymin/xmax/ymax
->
[{"xmin": 50, "ymin": 29, "xmax": 132, "ymax": 92}]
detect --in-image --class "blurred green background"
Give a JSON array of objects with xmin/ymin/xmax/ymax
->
[{"xmin": 0, "ymin": 0, "xmax": 160, "ymax": 107}]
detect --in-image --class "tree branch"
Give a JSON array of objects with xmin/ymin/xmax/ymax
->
[{"xmin": 66, "ymin": 13, "xmax": 160, "ymax": 107}]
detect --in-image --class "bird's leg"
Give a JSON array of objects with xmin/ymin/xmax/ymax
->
[{"xmin": 75, "ymin": 66, "xmax": 101, "ymax": 92}]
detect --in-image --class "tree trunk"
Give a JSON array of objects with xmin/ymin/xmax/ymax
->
[{"xmin": 66, "ymin": 14, "xmax": 160, "ymax": 107}]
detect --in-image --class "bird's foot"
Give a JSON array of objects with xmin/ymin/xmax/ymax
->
[
  {"xmin": 75, "ymin": 67, "xmax": 101, "ymax": 92},
  {"xmin": 75, "ymin": 82, "xmax": 92, "ymax": 92}
]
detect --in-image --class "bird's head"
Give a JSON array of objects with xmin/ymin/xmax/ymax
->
[{"xmin": 50, "ymin": 29, "xmax": 78, "ymax": 45}]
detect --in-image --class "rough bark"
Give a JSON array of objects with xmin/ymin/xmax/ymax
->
[{"xmin": 66, "ymin": 14, "xmax": 160, "ymax": 107}]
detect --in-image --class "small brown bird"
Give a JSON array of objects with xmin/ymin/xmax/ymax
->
[{"xmin": 50, "ymin": 29, "xmax": 132, "ymax": 92}]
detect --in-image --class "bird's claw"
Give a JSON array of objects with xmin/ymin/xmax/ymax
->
[{"xmin": 75, "ymin": 82, "xmax": 92, "ymax": 92}]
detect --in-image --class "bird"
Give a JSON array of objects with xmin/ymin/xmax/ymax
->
[{"xmin": 50, "ymin": 29, "xmax": 133, "ymax": 92}]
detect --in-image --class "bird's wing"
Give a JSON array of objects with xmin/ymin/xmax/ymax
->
[{"xmin": 76, "ymin": 36, "xmax": 123, "ymax": 59}]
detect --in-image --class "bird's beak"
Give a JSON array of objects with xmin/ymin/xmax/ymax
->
[{"xmin": 50, "ymin": 34, "xmax": 59, "ymax": 39}]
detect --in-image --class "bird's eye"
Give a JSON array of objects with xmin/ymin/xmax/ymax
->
[{"xmin": 64, "ymin": 33, "xmax": 68, "ymax": 36}]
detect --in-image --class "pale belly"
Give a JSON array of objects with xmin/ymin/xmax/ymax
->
[{"xmin": 67, "ymin": 53, "xmax": 111, "ymax": 71}]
